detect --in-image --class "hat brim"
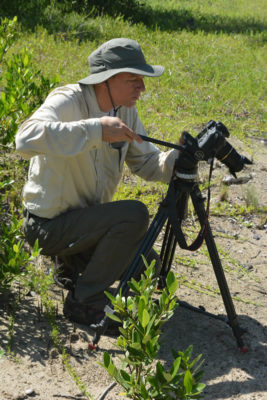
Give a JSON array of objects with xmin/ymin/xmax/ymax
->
[{"xmin": 78, "ymin": 65, "xmax": 164, "ymax": 85}]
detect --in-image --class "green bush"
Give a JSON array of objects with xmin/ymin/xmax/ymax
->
[
  {"xmin": 0, "ymin": 17, "xmax": 60, "ymax": 146},
  {"xmin": 0, "ymin": 216, "xmax": 41, "ymax": 290},
  {"xmin": 0, "ymin": 16, "xmax": 57, "ymax": 290},
  {"xmin": 40, "ymin": 5, "xmax": 100, "ymax": 40},
  {"xmin": 0, "ymin": 0, "xmax": 51, "ymax": 29},
  {"xmin": 73, "ymin": 0, "xmax": 150, "ymax": 23},
  {"xmin": 101, "ymin": 262, "xmax": 205, "ymax": 399},
  {"xmin": 0, "ymin": 0, "xmax": 151, "ymax": 29}
]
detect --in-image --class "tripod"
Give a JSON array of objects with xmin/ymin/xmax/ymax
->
[
  {"xmin": 89, "ymin": 128, "xmax": 250, "ymax": 351},
  {"xmin": 90, "ymin": 168, "xmax": 246, "ymax": 351}
]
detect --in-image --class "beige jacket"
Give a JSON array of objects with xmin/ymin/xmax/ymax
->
[{"xmin": 16, "ymin": 84, "xmax": 178, "ymax": 218}]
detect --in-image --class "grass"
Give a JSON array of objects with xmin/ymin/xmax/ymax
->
[
  {"xmin": 9, "ymin": 0, "xmax": 266, "ymax": 145},
  {"xmin": 8, "ymin": 0, "xmax": 264, "ymax": 217}
]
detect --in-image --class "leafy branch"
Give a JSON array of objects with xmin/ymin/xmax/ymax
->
[{"xmin": 100, "ymin": 261, "xmax": 205, "ymax": 399}]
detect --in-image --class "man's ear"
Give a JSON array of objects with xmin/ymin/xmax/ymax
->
[{"xmin": 94, "ymin": 81, "xmax": 106, "ymax": 90}]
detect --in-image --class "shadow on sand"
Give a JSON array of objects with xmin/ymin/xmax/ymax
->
[{"xmin": 159, "ymin": 306, "xmax": 267, "ymax": 399}]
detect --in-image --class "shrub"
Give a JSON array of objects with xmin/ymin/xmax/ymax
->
[
  {"xmin": 0, "ymin": 0, "xmax": 151, "ymax": 29},
  {"xmin": 100, "ymin": 262, "xmax": 205, "ymax": 399},
  {"xmin": 40, "ymin": 5, "xmax": 99, "ymax": 41},
  {"xmin": 0, "ymin": 17, "xmax": 60, "ymax": 146},
  {"xmin": 75, "ymin": 0, "xmax": 150, "ymax": 24},
  {"xmin": 0, "ymin": 216, "xmax": 41, "ymax": 291},
  {"xmin": 0, "ymin": 16, "xmax": 57, "ymax": 290},
  {"xmin": 0, "ymin": 0, "xmax": 50, "ymax": 29}
]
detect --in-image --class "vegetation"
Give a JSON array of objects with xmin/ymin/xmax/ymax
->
[
  {"xmin": 101, "ymin": 263, "xmax": 205, "ymax": 399},
  {"xmin": 0, "ymin": 16, "xmax": 59, "ymax": 293},
  {"xmin": 0, "ymin": 17, "xmax": 60, "ymax": 146},
  {"xmin": 0, "ymin": 0, "xmax": 266, "ymax": 398}
]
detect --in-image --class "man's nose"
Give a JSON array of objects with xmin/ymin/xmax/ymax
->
[{"xmin": 137, "ymin": 78, "xmax": 145, "ymax": 92}]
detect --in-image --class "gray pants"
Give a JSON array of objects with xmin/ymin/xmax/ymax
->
[{"xmin": 23, "ymin": 200, "xmax": 150, "ymax": 306}]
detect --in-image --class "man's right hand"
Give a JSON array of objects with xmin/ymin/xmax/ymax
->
[{"xmin": 100, "ymin": 116, "xmax": 143, "ymax": 144}]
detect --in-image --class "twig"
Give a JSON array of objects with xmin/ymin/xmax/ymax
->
[
  {"xmin": 98, "ymin": 382, "xmax": 117, "ymax": 400},
  {"xmin": 52, "ymin": 395, "xmax": 88, "ymax": 399},
  {"xmin": 251, "ymin": 250, "xmax": 261, "ymax": 259}
]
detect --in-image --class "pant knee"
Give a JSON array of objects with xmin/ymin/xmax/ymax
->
[{"xmin": 128, "ymin": 200, "xmax": 149, "ymax": 234}]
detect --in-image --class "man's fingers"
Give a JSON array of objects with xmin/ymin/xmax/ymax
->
[
  {"xmin": 125, "ymin": 130, "xmax": 143, "ymax": 143},
  {"xmin": 118, "ymin": 122, "xmax": 142, "ymax": 143},
  {"xmin": 101, "ymin": 116, "xmax": 143, "ymax": 144},
  {"xmin": 134, "ymin": 132, "xmax": 143, "ymax": 143}
]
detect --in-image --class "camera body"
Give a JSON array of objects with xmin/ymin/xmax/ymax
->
[
  {"xmin": 175, "ymin": 120, "xmax": 251, "ymax": 178},
  {"xmin": 196, "ymin": 120, "xmax": 229, "ymax": 160}
]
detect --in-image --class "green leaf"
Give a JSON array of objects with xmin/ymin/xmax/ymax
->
[
  {"xmin": 120, "ymin": 369, "xmax": 131, "ymax": 382},
  {"xmin": 104, "ymin": 290, "xmax": 116, "ymax": 303},
  {"xmin": 106, "ymin": 312, "xmax": 121, "ymax": 323},
  {"xmin": 108, "ymin": 362, "xmax": 116, "ymax": 377},
  {"xmin": 8, "ymin": 258, "xmax": 16, "ymax": 267},
  {"xmin": 166, "ymin": 270, "xmax": 178, "ymax": 295},
  {"xmin": 103, "ymin": 351, "xmax": 111, "ymax": 368},
  {"xmin": 127, "ymin": 345, "xmax": 143, "ymax": 358},
  {"xmin": 118, "ymin": 327, "xmax": 128, "ymax": 337},
  {"xmin": 140, "ymin": 383, "xmax": 149, "ymax": 399},
  {"xmin": 32, "ymin": 239, "xmax": 41, "ymax": 256},
  {"xmin": 23, "ymin": 54, "xmax": 29, "ymax": 66},
  {"xmin": 155, "ymin": 362, "xmax": 166, "ymax": 383},
  {"xmin": 193, "ymin": 382, "xmax": 206, "ymax": 393},
  {"xmin": 184, "ymin": 344, "xmax": 193, "ymax": 360},
  {"xmin": 162, "ymin": 371, "xmax": 172, "ymax": 382},
  {"xmin": 146, "ymin": 314, "xmax": 156, "ymax": 333},
  {"xmin": 138, "ymin": 297, "xmax": 145, "ymax": 322},
  {"xmin": 103, "ymin": 353, "xmax": 116, "ymax": 377},
  {"xmin": 184, "ymin": 369, "xmax": 193, "ymax": 394},
  {"xmin": 13, "ymin": 243, "xmax": 19, "ymax": 253},
  {"xmin": 142, "ymin": 332, "xmax": 151, "ymax": 344},
  {"xmin": 170, "ymin": 356, "xmax": 181, "ymax": 379},
  {"xmin": 141, "ymin": 254, "xmax": 150, "ymax": 269},
  {"xmin": 141, "ymin": 308, "xmax": 150, "ymax": 328},
  {"xmin": 133, "ymin": 329, "xmax": 141, "ymax": 345}
]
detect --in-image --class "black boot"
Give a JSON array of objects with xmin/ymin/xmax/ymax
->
[{"xmin": 52, "ymin": 256, "xmax": 78, "ymax": 291}]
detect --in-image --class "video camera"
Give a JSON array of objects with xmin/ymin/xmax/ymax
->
[{"xmin": 175, "ymin": 120, "xmax": 252, "ymax": 178}]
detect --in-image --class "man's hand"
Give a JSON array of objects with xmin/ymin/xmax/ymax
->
[{"xmin": 100, "ymin": 116, "xmax": 143, "ymax": 144}]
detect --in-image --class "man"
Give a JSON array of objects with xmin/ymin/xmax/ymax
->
[{"xmin": 16, "ymin": 38, "xmax": 178, "ymax": 331}]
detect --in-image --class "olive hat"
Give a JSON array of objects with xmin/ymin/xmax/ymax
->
[{"xmin": 78, "ymin": 38, "xmax": 164, "ymax": 85}]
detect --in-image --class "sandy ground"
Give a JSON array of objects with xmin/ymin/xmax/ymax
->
[{"xmin": 0, "ymin": 136, "xmax": 266, "ymax": 400}]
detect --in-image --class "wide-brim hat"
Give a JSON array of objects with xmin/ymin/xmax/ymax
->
[{"xmin": 78, "ymin": 38, "xmax": 164, "ymax": 85}]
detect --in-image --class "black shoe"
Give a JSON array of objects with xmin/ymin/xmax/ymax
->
[
  {"xmin": 63, "ymin": 292, "xmax": 120, "ymax": 336},
  {"xmin": 53, "ymin": 256, "xmax": 78, "ymax": 290}
]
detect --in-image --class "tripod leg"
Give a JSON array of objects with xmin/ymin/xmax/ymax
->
[
  {"xmin": 118, "ymin": 206, "xmax": 168, "ymax": 295},
  {"xmin": 89, "ymin": 206, "xmax": 169, "ymax": 346},
  {"xmin": 191, "ymin": 186, "xmax": 246, "ymax": 350},
  {"xmin": 159, "ymin": 190, "xmax": 190, "ymax": 287},
  {"xmin": 158, "ymin": 221, "xmax": 177, "ymax": 289}
]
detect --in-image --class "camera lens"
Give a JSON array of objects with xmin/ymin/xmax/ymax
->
[{"xmin": 216, "ymin": 141, "xmax": 250, "ymax": 173}]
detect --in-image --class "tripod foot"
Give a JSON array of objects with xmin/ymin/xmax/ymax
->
[
  {"xmin": 88, "ymin": 343, "xmax": 98, "ymax": 351},
  {"xmin": 239, "ymin": 346, "xmax": 248, "ymax": 354}
]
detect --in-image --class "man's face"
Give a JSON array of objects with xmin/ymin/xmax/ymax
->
[{"xmin": 108, "ymin": 72, "xmax": 146, "ymax": 108}]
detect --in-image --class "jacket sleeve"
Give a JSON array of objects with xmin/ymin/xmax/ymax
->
[
  {"xmin": 125, "ymin": 112, "xmax": 179, "ymax": 183},
  {"xmin": 15, "ymin": 86, "xmax": 102, "ymax": 159}
]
